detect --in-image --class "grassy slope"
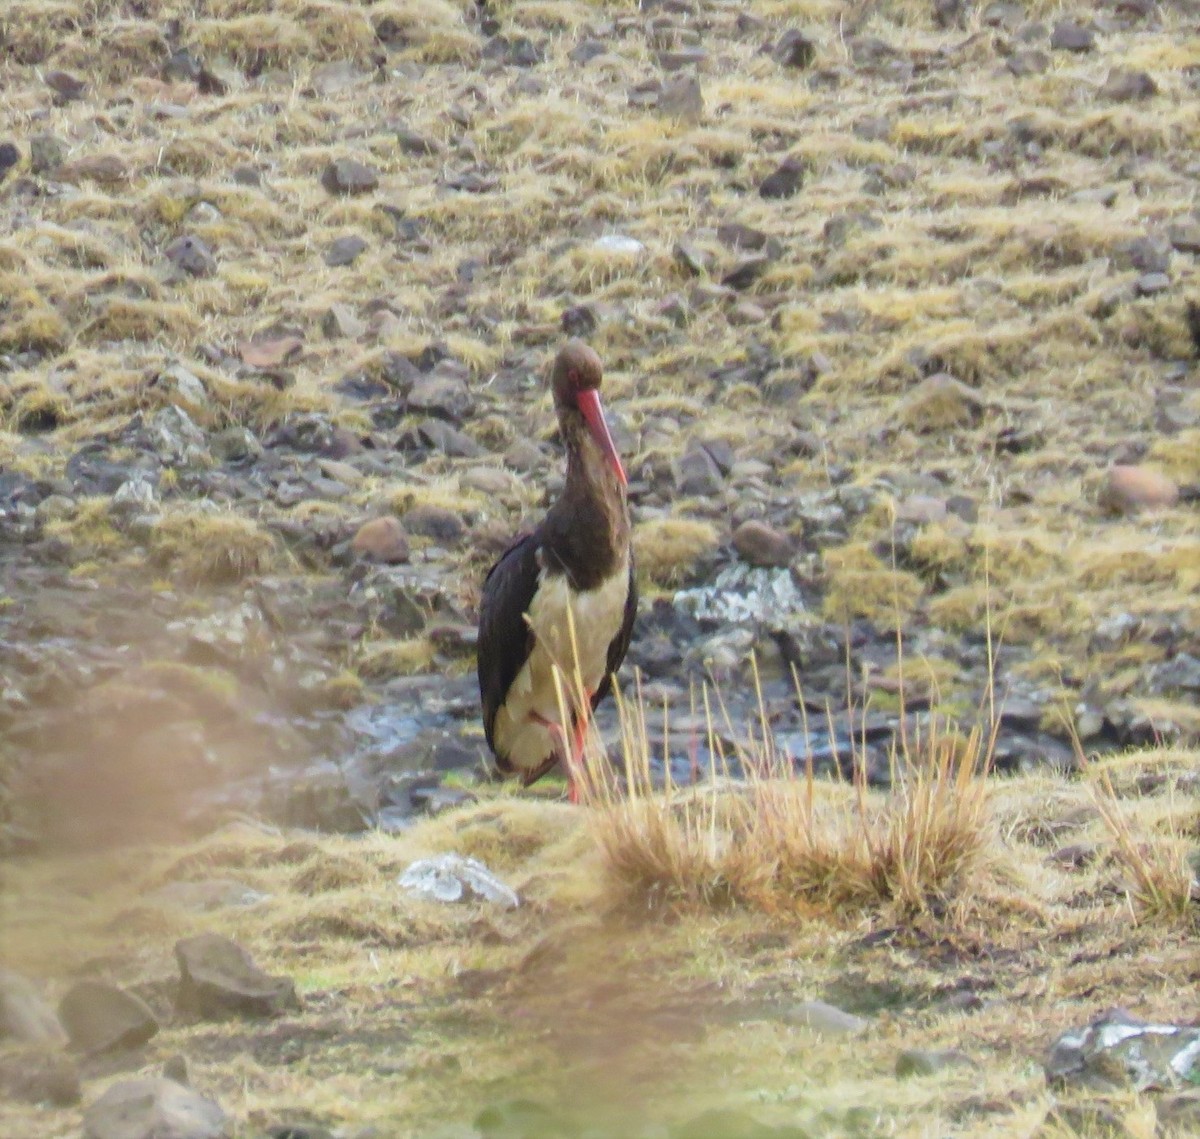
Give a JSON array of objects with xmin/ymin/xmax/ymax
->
[
  {"xmin": 2, "ymin": 0, "xmax": 1200, "ymax": 1134},
  {"xmin": 2, "ymin": 747, "xmax": 1199, "ymax": 1137}
]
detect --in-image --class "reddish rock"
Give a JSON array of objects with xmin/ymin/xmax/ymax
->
[
  {"xmin": 1100, "ymin": 465, "xmax": 1179, "ymax": 513},
  {"xmin": 732, "ymin": 520, "xmax": 795, "ymax": 568},
  {"xmin": 351, "ymin": 516, "xmax": 410, "ymax": 563}
]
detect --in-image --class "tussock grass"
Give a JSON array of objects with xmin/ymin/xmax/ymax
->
[
  {"xmin": 150, "ymin": 507, "xmax": 281, "ymax": 584},
  {"xmin": 577, "ymin": 665, "xmax": 1004, "ymax": 925}
]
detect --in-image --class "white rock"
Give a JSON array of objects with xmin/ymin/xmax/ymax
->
[{"xmin": 398, "ymin": 854, "xmax": 519, "ymax": 909}]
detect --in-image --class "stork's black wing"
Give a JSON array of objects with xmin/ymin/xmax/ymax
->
[
  {"xmin": 592, "ymin": 554, "xmax": 637, "ymax": 710},
  {"xmin": 477, "ymin": 532, "xmax": 541, "ymax": 755}
]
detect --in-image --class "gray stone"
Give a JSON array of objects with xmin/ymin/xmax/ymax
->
[
  {"xmin": 321, "ymin": 159, "xmax": 379, "ymax": 196},
  {"xmin": 759, "ymin": 157, "xmax": 806, "ymax": 200},
  {"xmin": 1050, "ymin": 20, "xmax": 1096, "ymax": 51},
  {"xmin": 58, "ymin": 981, "xmax": 159, "ymax": 1055},
  {"xmin": 1168, "ymin": 222, "xmax": 1200, "ymax": 255},
  {"xmin": 398, "ymin": 854, "xmax": 519, "ymax": 909},
  {"xmin": 774, "ymin": 29, "xmax": 816, "ymax": 69},
  {"xmin": 0, "ymin": 968, "xmax": 67, "ymax": 1046},
  {"xmin": 1135, "ymin": 272, "xmax": 1170, "ymax": 296},
  {"xmin": 0, "ymin": 1048, "xmax": 81, "ymax": 1105},
  {"xmin": 656, "ymin": 75, "xmax": 704, "ymax": 121},
  {"xmin": 83, "ymin": 1077, "xmax": 229, "ymax": 1139},
  {"xmin": 895, "ymin": 1048, "xmax": 975, "ymax": 1077},
  {"xmin": 209, "ymin": 427, "xmax": 262, "ymax": 463},
  {"xmin": 29, "ymin": 133, "xmax": 67, "ymax": 174},
  {"xmin": 777, "ymin": 999, "xmax": 867, "ymax": 1036},
  {"xmin": 1101, "ymin": 69, "xmax": 1157, "ymax": 101},
  {"xmin": 164, "ymin": 235, "xmax": 217, "ymax": 278},
  {"xmin": 408, "ymin": 375, "xmax": 472, "ymax": 423},
  {"xmin": 175, "ymin": 933, "xmax": 300, "ymax": 1020},
  {"xmin": 674, "ymin": 444, "xmax": 724, "ymax": 497},
  {"xmin": 723, "ymin": 255, "xmax": 772, "ymax": 290},
  {"xmin": 1046, "ymin": 1009, "xmax": 1200, "ymax": 1092}
]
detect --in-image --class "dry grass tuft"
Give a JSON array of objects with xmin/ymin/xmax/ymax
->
[
  {"xmin": 580, "ymin": 670, "xmax": 1004, "ymax": 924},
  {"xmin": 1089, "ymin": 765, "xmax": 1199, "ymax": 926},
  {"xmin": 149, "ymin": 507, "xmax": 280, "ymax": 584},
  {"xmin": 632, "ymin": 517, "xmax": 720, "ymax": 588}
]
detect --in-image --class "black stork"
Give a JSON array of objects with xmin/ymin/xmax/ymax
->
[{"xmin": 476, "ymin": 340, "xmax": 636, "ymax": 803}]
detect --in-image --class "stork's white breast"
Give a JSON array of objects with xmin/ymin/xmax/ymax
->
[{"xmin": 492, "ymin": 553, "xmax": 630, "ymax": 773}]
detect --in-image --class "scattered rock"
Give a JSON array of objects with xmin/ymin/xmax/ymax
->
[
  {"xmin": 151, "ymin": 879, "xmax": 270, "ymax": 912},
  {"xmin": 1167, "ymin": 223, "xmax": 1200, "ymax": 256},
  {"xmin": 175, "ymin": 933, "xmax": 300, "ymax": 1020},
  {"xmin": 723, "ymin": 254, "xmax": 772, "ymax": 290},
  {"xmin": 325, "ymin": 235, "xmax": 368, "ymax": 267},
  {"xmin": 29, "ymin": 133, "xmax": 67, "ymax": 173},
  {"xmin": 759, "ymin": 157, "xmax": 806, "ymax": 200},
  {"xmin": 58, "ymin": 981, "xmax": 159, "ymax": 1055},
  {"xmin": 44, "ymin": 70, "xmax": 86, "ymax": 101},
  {"xmin": 1050, "ymin": 21, "xmax": 1096, "ymax": 51},
  {"xmin": 774, "ymin": 29, "xmax": 816, "ymax": 69},
  {"xmin": 674, "ymin": 444, "xmax": 724, "ymax": 497},
  {"xmin": 1099, "ymin": 465, "xmax": 1178, "ymax": 513},
  {"xmin": 163, "ymin": 1054, "xmax": 190, "ymax": 1084},
  {"xmin": 1038, "ymin": 1102, "xmax": 1132, "ymax": 1138},
  {"xmin": 351, "ymin": 517, "xmax": 411, "ymax": 564},
  {"xmin": 0, "ymin": 968, "xmax": 67, "ymax": 1046},
  {"xmin": 656, "ymin": 75, "xmax": 704, "ymax": 121},
  {"xmin": 1101, "ymin": 69, "xmax": 1157, "ymax": 101},
  {"xmin": 0, "ymin": 1048, "xmax": 81, "ymax": 1106},
  {"xmin": 164, "ymin": 235, "xmax": 218, "ymax": 278},
  {"xmin": 732, "ymin": 520, "xmax": 794, "ymax": 568},
  {"xmin": 322, "ymin": 303, "xmax": 367, "ymax": 340},
  {"xmin": 408, "ymin": 374, "xmax": 472, "ymax": 422},
  {"xmin": 321, "ymin": 159, "xmax": 379, "ymax": 196},
  {"xmin": 83, "ymin": 1077, "xmax": 229, "ymax": 1139},
  {"xmin": 896, "ymin": 1048, "xmax": 975, "ymax": 1077},
  {"xmin": 398, "ymin": 854, "xmax": 520, "ymax": 909},
  {"xmin": 1157, "ymin": 1090, "xmax": 1200, "ymax": 1135},
  {"xmin": 0, "ymin": 142, "xmax": 18, "ymax": 181},
  {"xmin": 56, "ymin": 154, "xmax": 128, "ymax": 185},
  {"xmin": 777, "ymin": 999, "xmax": 867, "ymax": 1036},
  {"xmin": 1135, "ymin": 271, "xmax": 1170, "ymax": 297},
  {"xmin": 403, "ymin": 504, "xmax": 467, "ymax": 545},
  {"xmin": 1007, "ymin": 49, "xmax": 1049, "ymax": 77},
  {"xmin": 239, "ymin": 334, "xmax": 304, "ymax": 370},
  {"xmin": 897, "ymin": 373, "xmax": 984, "ymax": 431},
  {"xmin": 1046, "ymin": 1008, "xmax": 1200, "ymax": 1092}
]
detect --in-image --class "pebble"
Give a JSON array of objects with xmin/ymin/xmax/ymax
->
[
  {"xmin": 321, "ymin": 159, "xmax": 379, "ymax": 195},
  {"xmin": 776, "ymin": 999, "xmax": 867, "ymax": 1036},
  {"xmin": 897, "ymin": 373, "xmax": 984, "ymax": 432},
  {"xmin": 1100, "ymin": 69, "xmax": 1157, "ymax": 101},
  {"xmin": 723, "ymin": 255, "xmax": 772, "ymax": 290},
  {"xmin": 1099, "ymin": 465, "xmax": 1179, "ymax": 512},
  {"xmin": 0, "ymin": 142, "xmax": 18, "ymax": 181},
  {"xmin": 656, "ymin": 75, "xmax": 704, "ymax": 121},
  {"xmin": 1134, "ymin": 271, "xmax": 1170, "ymax": 296},
  {"xmin": 674, "ymin": 444, "xmax": 724, "ymax": 497},
  {"xmin": 351, "ymin": 517, "xmax": 411, "ymax": 564},
  {"xmin": 732, "ymin": 520, "xmax": 794, "ymax": 568},
  {"xmin": 325, "ymin": 235, "xmax": 368, "ymax": 267},
  {"xmin": 44, "ymin": 70, "xmax": 86, "ymax": 101},
  {"xmin": 1050, "ymin": 20, "xmax": 1096, "ymax": 51},
  {"xmin": 774, "ymin": 29, "xmax": 816, "ymax": 69},
  {"xmin": 58, "ymin": 980, "xmax": 159, "ymax": 1055},
  {"xmin": 1168, "ymin": 222, "xmax": 1200, "ymax": 255},
  {"xmin": 398, "ymin": 854, "xmax": 519, "ymax": 909},
  {"xmin": 29, "ymin": 133, "xmax": 67, "ymax": 173},
  {"xmin": 56, "ymin": 154, "xmax": 128, "ymax": 185},
  {"xmin": 165, "ymin": 235, "xmax": 218, "ymax": 278},
  {"xmin": 403, "ymin": 504, "xmax": 467, "ymax": 545},
  {"xmin": 0, "ymin": 1048, "xmax": 81, "ymax": 1105},
  {"xmin": 175, "ymin": 933, "xmax": 300, "ymax": 1020},
  {"xmin": 895, "ymin": 1048, "xmax": 975, "ymax": 1077},
  {"xmin": 759, "ymin": 157, "xmax": 806, "ymax": 199},
  {"xmin": 83, "ymin": 1077, "xmax": 229, "ymax": 1139},
  {"xmin": 0, "ymin": 969, "xmax": 67, "ymax": 1046}
]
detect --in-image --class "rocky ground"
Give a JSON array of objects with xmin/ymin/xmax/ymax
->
[{"xmin": 2, "ymin": 0, "xmax": 1200, "ymax": 1134}]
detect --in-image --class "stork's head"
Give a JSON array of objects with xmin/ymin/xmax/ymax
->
[{"xmin": 551, "ymin": 340, "xmax": 627, "ymax": 487}]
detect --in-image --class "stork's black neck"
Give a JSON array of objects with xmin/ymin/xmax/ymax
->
[{"xmin": 538, "ymin": 407, "xmax": 629, "ymax": 592}]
